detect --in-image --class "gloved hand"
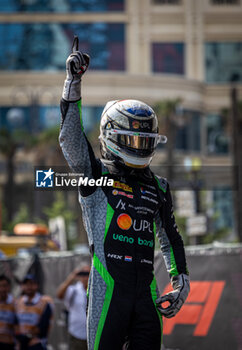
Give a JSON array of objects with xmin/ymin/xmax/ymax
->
[
  {"xmin": 62, "ymin": 36, "xmax": 90, "ymax": 102},
  {"xmin": 156, "ymin": 273, "xmax": 190, "ymax": 318}
]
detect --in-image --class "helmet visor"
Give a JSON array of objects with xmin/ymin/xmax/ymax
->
[{"xmin": 106, "ymin": 129, "xmax": 167, "ymax": 151}]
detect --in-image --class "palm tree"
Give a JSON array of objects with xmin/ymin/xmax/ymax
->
[
  {"xmin": 0, "ymin": 125, "xmax": 65, "ymax": 224},
  {"xmin": 0, "ymin": 128, "xmax": 36, "ymax": 221},
  {"xmin": 33, "ymin": 126, "xmax": 66, "ymax": 166},
  {"xmin": 153, "ymin": 98, "xmax": 182, "ymax": 183}
]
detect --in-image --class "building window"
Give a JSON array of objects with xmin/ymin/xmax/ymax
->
[
  {"xmin": 82, "ymin": 106, "xmax": 104, "ymax": 132},
  {"xmin": 155, "ymin": 111, "xmax": 201, "ymax": 152},
  {"xmin": 0, "ymin": 105, "xmax": 103, "ymax": 133},
  {"xmin": 152, "ymin": 0, "xmax": 181, "ymax": 4},
  {"xmin": 0, "ymin": 0, "xmax": 125, "ymax": 12},
  {"xmin": 152, "ymin": 43, "xmax": 185, "ymax": 75},
  {"xmin": 175, "ymin": 111, "xmax": 201, "ymax": 151},
  {"xmin": 210, "ymin": 0, "xmax": 240, "ymax": 5},
  {"xmin": 206, "ymin": 114, "xmax": 230, "ymax": 154},
  {"xmin": 213, "ymin": 188, "xmax": 234, "ymax": 231},
  {"xmin": 0, "ymin": 23, "xmax": 125, "ymax": 71},
  {"xmin": 205, "ymin": 42, "xmax": 242, "ymax": 83}
]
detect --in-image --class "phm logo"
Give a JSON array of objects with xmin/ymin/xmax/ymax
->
[{"xmin": 35, "ymin": 168, "xmax": 54, "ymax": 188}]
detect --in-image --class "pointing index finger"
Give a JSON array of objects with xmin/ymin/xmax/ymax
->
[{"xmin": 72, "ymin": 36, "xmax": 79, "ymax": 53}]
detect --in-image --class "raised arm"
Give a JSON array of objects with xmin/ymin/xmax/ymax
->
[{"xmin": 59, "ymin": 37, "xmax": 100, "ymax": 180}]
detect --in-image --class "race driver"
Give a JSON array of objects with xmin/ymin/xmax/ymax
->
[{"xmin": 59, "ymin": 37, "xmax": 190, "ymax": 350}]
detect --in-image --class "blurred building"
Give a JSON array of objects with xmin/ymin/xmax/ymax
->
[{"xmin": 0, "ymin": 0, "xmax": 242, "ymax": 237}]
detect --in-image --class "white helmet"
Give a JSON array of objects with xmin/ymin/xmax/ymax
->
[{"xmin": 99, "ymin": 99, "xmax": 167, "ymax": 168}]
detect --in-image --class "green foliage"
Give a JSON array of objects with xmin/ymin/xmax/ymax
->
[
  {"xmin": 238, "ymin": 100, "xmax": 242, "ymax": 113},
  {"xmin": 0, "ymin": 128, "xmax": 36, "ymax": 156},
  {"xmin": 1, "ymin": 203, "xmax": 10, "ymax": 232},
  {"xmin": 37, "ymin": 126, "xmax": 59, "ymax": 147},
  {"xmin": 42, "ymin": 192, "xmax": 77, "ymax": 249},
  {"xmin": 154, "ymin": 213, "xmax": 188, "ymax": 249},
  {"xmin": 175, "ymin": 212, "xmax": 231, "ymax": 246},
  {"xmin": 0, "ymin": 125, "xmax": 60, "ymax": 159},
  {"xmin": 43, "ymin": 192, "xmax": 76, "ymax": 223},
  {"xmin": 1, "ymin": 203, "xmax": 30, "ymax": 233},
  {"xmin": 153, "ymin": 98, "xmax": 182, "ymax": 118},
  {"xmin": 153, "ymin": 98, "xmax": 183, "ymax": 137},
  {"xmin": 174, "ymin": 214, "xmax": 189, "ymax": 245},
  {"xmin": 12, "ymin": 203, "xmax": 29, "ymax": 224},
  {"xmin": 200, "ymin": 227, "xmax": 230, "ymax": 244}
]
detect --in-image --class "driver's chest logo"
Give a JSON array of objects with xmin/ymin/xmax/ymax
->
[
  {"xmin": 113, "ymin": 181, "xmax": 133, "ymax": 193},
  {"xmin": 117, "ymin": 213, "xmax": 132, "ymax": 230},
  {"xmin": 117, "ymin": 214, "xmax": 153, "ymax": 233}
]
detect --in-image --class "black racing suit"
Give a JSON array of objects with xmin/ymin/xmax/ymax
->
[{"xmin": 59, "ymin": 99, "xmax": 188, "ymax": 350}]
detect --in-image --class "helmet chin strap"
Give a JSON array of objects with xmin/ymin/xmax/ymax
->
[{"xmin": 100, "ymin": 157, "xmax": 153, "ymax": 182}]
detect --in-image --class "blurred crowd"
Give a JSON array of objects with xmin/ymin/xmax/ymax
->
[{"xmin": 0, "ymin": 265, "xmax": 90, "ymax": 350}]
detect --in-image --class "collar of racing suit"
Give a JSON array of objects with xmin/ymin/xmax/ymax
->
[{"xmin": 100, "ymin": 158, "xmax": 154, "ymax": 183}]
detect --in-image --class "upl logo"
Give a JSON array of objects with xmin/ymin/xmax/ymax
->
[{"xmin": 117, "ymin": 214, "xmax": 152, "ymax": 233}]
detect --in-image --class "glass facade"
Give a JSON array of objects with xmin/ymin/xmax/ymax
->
[
  {"xmin": 206, "ymin": 114, "xmax": 230, "ymax": 154},
  {"xmin": 82, "ymin": 106, "xmax": 103, "ymax": 132},
  {"xmin": 0, "ymin": 105, "xmax": 103, "ymax": 133},
  {"xmin": 152, "ymin": 0, "xmax": 181, "ymax": 4},
  {"xmin": 210, "ymin": 0, "xmax": 240, "ymax": 5},
  {"xmin": 0, "ymin": 0, "xmax": 124, "ymax": 13},
  {"xmin": 0, "ymin": 106, "xmax": 31, "ymax": 132},
  {"xmin": 205, "ymin": 42, "xmax": 242, "ymax": 83},
  {"xmin": 152, "ymin": 43, "xmax": 185, "ymax": 75},
  {"xmin": 0, "ymin": 23, "xmax": 125, "ymax": 71},
  {"xmin": 213, "ymin": 188, "xmax": 234, "ymax": 231},
  {"xmin": 175, "ymin": 111, "xmax": 201, "ymax": 151}
]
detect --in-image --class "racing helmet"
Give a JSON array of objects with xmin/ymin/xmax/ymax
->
[{"xmin": 99, "ymin": 99, "xmax": 167, "ymax": 168}]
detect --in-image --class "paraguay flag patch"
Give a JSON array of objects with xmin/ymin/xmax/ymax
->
[{"xmin": 125, "ymin": 256, "xmax": 132, "ymax": 262}]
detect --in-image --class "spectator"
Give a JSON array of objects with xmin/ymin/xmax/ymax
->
[
  {"xmin": 15, "ymin": 274, "xmax": 53, "ymax": 350},
  {"xmin": 56, "ymin": 265, "xmax": 90, "ymax": 350},
  {"xmin": 0, "ymin": 274, "xmax": 16, "ymax": 350}
]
